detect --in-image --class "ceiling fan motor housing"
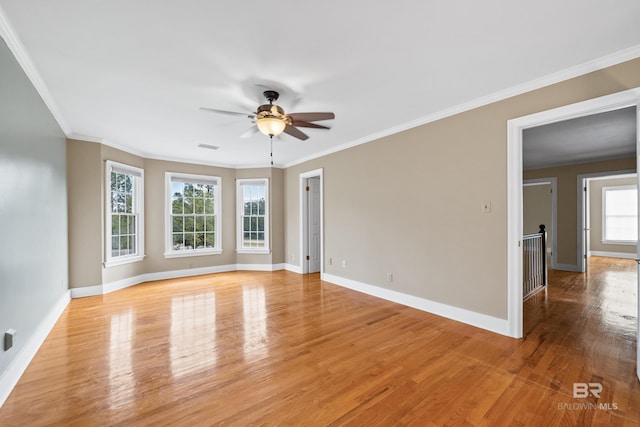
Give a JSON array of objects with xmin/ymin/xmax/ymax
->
[
  {"xmin": 263, "ymin": 90, "xmax": 280, "ymax": 103},
  {"xmin": 257, "ymin": 104, "xmax": 284, "ymax": 116},
  {"xmin": 257, "ymin": 103, "xmax": 291, "ymax": 125}
]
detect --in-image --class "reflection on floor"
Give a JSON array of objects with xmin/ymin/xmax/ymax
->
[{"xmin": 0, "ymin": 258, "xmax": 638, "ymax": 425}]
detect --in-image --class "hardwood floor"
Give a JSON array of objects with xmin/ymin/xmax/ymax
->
[{"xmin": 0, "ymin": 257, "xmax": 638, "ymax": 425}]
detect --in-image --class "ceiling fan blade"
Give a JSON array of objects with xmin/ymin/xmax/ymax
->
[
  {"xmin": 291, "ymin": 120, "xmax": 330, "ymax": 130},
  {"xmin": 200, "ymin": 107, "xmax": 255, "ymax": 119},
  {"xmin": 240, "ymin": 125, "xmax": 260, "ymax": 138},
  {"xmin": 287, "ymin": 112, "xmax": 335, "ymax": 122},
  {"xmin": 283, "ymin": 125, "xmax": 309, "ymax": 141}
]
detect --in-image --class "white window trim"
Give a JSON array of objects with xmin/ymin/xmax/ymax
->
[
  {"xmin": 602, "ymin": 184, "xmax": 638, "ymax": 245},
  {"xmin": 236, "ymin": 178, "xmax": 270, "ymax": 254},
  {"xmin": 164, "ymin": 172, "xmax": 222, "ymax": 258},
  {"xmin": 104, "ymin": 160, "xmax": 145, "ymax": 267}
]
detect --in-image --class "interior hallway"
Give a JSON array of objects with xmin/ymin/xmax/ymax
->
[{"xmin": 0, "ymin": 258, "xmax": 638, "ymax": 425}]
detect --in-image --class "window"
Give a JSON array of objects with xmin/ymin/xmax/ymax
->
[
  {"xmin": 165, "ymin": 172, "xmax": 221, "ymax": 257},
  {"xmin": 237, "ymin": 179, "xmax": 269, "ymax": 253},
  {"xmin": 105, "ymin": 161, "xmax": 144, "ymax": 266},
  {"xmin": 603, "ymin": 185, "xmax": 638, "ymax": 243}
]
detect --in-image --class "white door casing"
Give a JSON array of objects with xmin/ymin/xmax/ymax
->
[
  {"xmin": 299, "ymin": 168, "xmax": 323, "ymax": 275},
  {"xmin": 507, "ymin": 88, "xmax": 640, "ymax": 342}
]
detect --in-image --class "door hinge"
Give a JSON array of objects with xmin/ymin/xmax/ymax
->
[
  {"xmin": 306, "ymin": 255, "xmax": 310, "ymax": 260},
  {"xmin": 306, "ymin": 186, "xmax": 310, "ymax": 191},
  {"xmin": 584, "ymin": 186, "xmax": 587, "ymax": 192}
]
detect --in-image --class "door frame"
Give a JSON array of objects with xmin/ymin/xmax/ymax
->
[
  {"xmin": 577, "ymin": 171, "xmax": 637, "ymax": 272},
  {"xmin": 299, "ymin": 168, "xmax": 324, "ymax": 274},
  {"xmin": 507, "ymin": 87, "xmax": 640, "ymax": 339},
  {"xmin": 523, "ymin": 178, "xmax": 558, "ymax": 270}
]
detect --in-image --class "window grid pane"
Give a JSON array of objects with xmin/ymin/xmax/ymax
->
[
  {"xmin": 171, "ymin": 180, "xmax": 217, "ymax": 251},
  {"xmin": 109, "ymin": 165, "xmax": 140, "ymax": 260},
  {"xmin": 241, "ymin": 184, "xmax": 266, "ymax": 249},
  {"xmin": 111, "ymin": 213, "xmax": 137, "ymax": 257}
]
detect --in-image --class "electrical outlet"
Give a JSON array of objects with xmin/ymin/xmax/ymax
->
[
  {"xmin": 187, "ymin": 263, "xmax": 193, "ymax": 269},
  {"xmin": 4, "ymin": 329, "xmax": 16, "ymax": 351},
  {"xmin": 387, "ymin": 273, "xmax": 393, "ymax": 283},
  {"xmin": 342, "ymin": 260, "xmax": 347, "ymax": 268},
  {"xmin": 329, "ymin": 257, "xmax": 333, "ymax": 266}
]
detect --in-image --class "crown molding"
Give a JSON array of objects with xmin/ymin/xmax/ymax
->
[
  {"xmin": 0, "ymin": 5, "xmax": 71, "ymax": 136},
  {"xmin": 68, "ymin": 134, "xmax": 284, "ymax": 170},
  {"xmin": 283, "ymin": 44, "xmax": 640, "ymax": 169},
  {"xmin": 67, "ymin": 133, "xmax": 104, "ymax": 144}
]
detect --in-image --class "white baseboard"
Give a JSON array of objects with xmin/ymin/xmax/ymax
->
[
  {"xmin": 0, "ymin": 290, "xmax": 70, "ymax": 408},
  {"xmin": 284, "ymin": 263, "xmax": 303, "ymax": 274},
  {"xmin": 589, "ymin": 251, "xmax": 637, "ymax": 260},
  {"xmin": 141, "ymin": 264, "xmax": 237, "ymax": 283},
  {"xmin": 70, "ymin": 284, "xmax": 103, "ymax": 298},
  {"xmin": 71, "ymin": 264, "xmax": 285, "ymax": 298},
  {"xmin": 236, "ymin": 263, "xmax": 285, "ymax": 271},
  {"xmin": 555, "ymin": 263, "xmax": 580, "ymax": 272},
  {"xmin": 322, "ymin": 273, "xmax": 509, "ymax": 337}
]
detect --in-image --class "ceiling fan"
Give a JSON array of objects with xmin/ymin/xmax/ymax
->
[{"xmin": 201, "ymin": 90, "xmax": 335, "ymax": 164}]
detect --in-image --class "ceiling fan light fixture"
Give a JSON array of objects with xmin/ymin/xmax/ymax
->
[{"xmin": 256, "ymin": 116, "xmax": 286, "ymax": 137}]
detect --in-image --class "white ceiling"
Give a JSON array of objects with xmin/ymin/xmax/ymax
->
[
  {"xmin": 523, "ymin": 106, "xmax": 637, "ymax": 170},
  {"xmin": 1, "ymin": 1, "xmax": 640, "ymax": 168}
]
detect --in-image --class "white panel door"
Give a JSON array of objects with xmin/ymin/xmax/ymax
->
[{"xmin": 308, "ymin": 177, "xmax": 321, "ymax": 273}]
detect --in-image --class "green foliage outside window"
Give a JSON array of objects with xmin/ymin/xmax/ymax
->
[
  {"xmin": 171, "ymin": 182, "xmax": 216, "ymax": 250},
  {"xmin": 111, "ymin": 171, "xmax": 137, "ymax": 257},
  {"xmin": 241, "ymin": 184, "xmax": 266, "ymax": 248}
]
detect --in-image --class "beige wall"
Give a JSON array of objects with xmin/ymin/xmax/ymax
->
[
  {"xmin": 271, "ymin": 168, "xmax": 285, "ymax": 264},
  {"xmin": 523, "ymin": 184, "xmax": 551, "ymax": 236},
  {"xmin": 285, "ymin": 57, "xmax": 640, "ymax": 320},
  {"xmin": 67, "ymin": 141, "xmax": 284, "ymax": 288},
  {"xmin": 524, "ymin": 157, "xmax": 636, "ymax": 268},
  {"xmin": 589, "ymin": 176, "xmax": 637, "ymax": 255},
  {"xmin": 67, "ymin": 139, "xmax": 102, "ymax": 288}
]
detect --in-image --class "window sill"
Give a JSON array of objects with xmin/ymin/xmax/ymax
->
[
  {"xmin": 104, "ymin": 255, "xmax": 145, "ymax": 268},
  {"xmin": 601, "ymin": 240, "xmax": 637, "ymax": 245},
  {"xmin": 236, "ymin": 249, "xmax": 271, "ymax": 254},
  {"xmin": 164, "ymin": 249, "xmax": 223, "ymax": 259}
]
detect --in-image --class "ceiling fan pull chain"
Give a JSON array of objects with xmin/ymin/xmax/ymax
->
[{"xmin": 270, "ymin": 135, "xmax": 274, "ymax": 166}]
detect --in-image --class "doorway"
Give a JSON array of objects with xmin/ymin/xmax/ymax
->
[
  {"xmin": 577, "ymin": 170, "xmax": 638, "ymax": 273},
  {"xmin": 523, "ymin": 178, "xmax": 557, "ymax": 270},
  {"xmin": 300, "ymin": 169, "xmax": 323, "ymax": 274},
  {"xmin": 578, "ymin": 172, "xmax": 637, "ymax": 272},
  {"xmin": 507, "ymin": 87, "xmax": 640, "ymax": 381}
]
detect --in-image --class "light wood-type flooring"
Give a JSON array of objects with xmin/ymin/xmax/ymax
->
[{"xmin": 0, "ymin": 257, "xmax": 638, "ymax": 425}]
